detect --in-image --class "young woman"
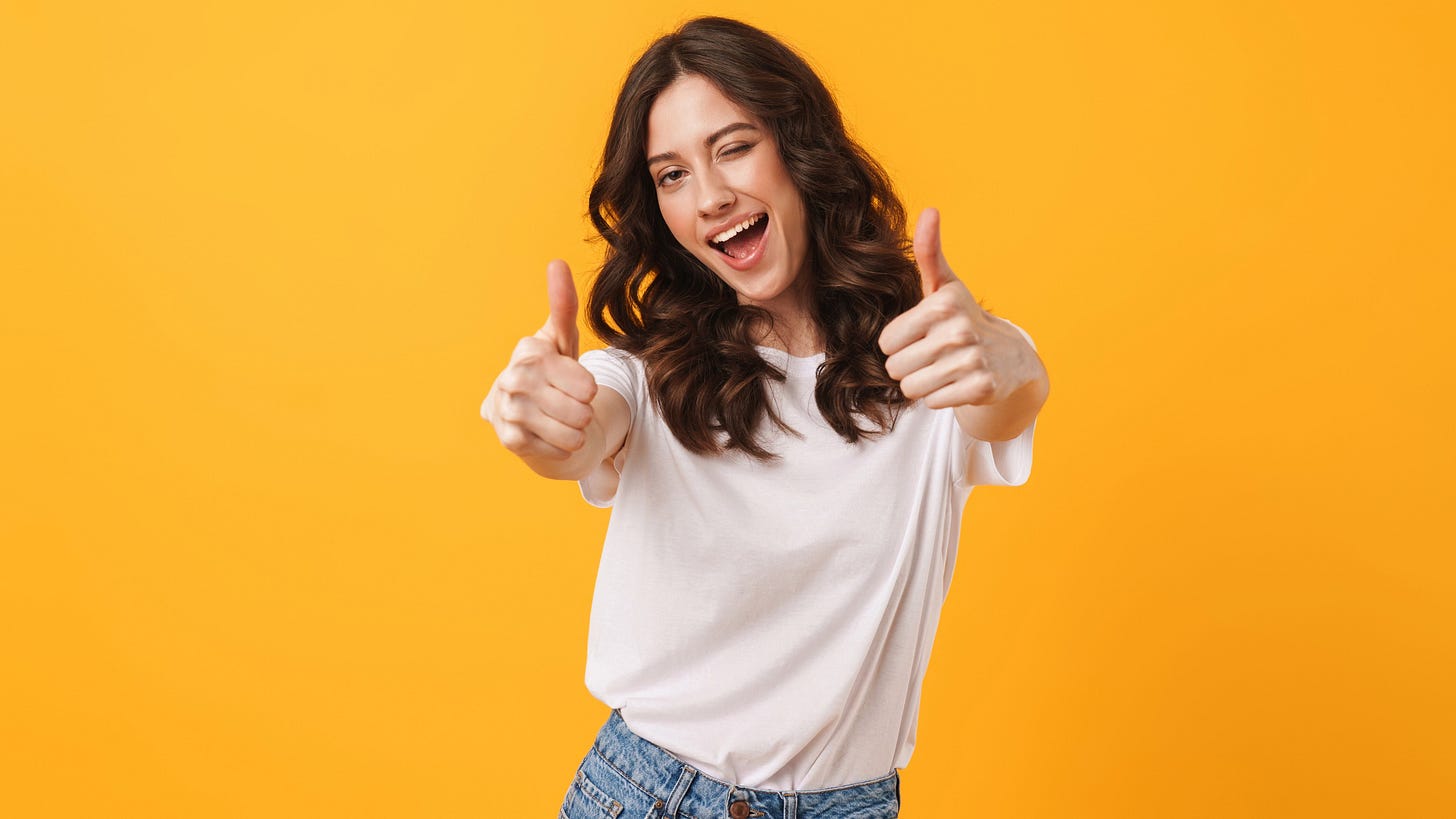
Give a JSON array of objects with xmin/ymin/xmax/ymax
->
[{"xmin": 483, "ymin": 16, "xmax": 1049, "ymax": 819}]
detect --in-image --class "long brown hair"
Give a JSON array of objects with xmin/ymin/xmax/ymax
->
[{"xmin": 586, "ymin": 16, "xmax": 922, "ymax": 461}]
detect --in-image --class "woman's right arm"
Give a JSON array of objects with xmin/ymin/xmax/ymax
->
[{"xmin": 481, "ymin": 259, "xmax": 631, "ymax": 481}]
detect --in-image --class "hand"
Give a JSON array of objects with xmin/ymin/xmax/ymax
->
[
  {"xmin": 878, "ymin": 208, "xmax": 1035, "ymax": 409},
  {"xmin": 484, "ymin": 259, "xmax": 599, "ymax": 460}
]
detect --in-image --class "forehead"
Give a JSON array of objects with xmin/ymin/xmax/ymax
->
[{"xmin": 645, "ymin": 74, "xmax": 757, "ymax": 155}]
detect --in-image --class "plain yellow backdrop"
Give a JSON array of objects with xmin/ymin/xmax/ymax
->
[{"xmin": 3, "ymin": 1, "xmax": 1453, "ymax": 816}]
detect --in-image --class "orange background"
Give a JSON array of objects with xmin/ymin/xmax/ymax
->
[{"xmin": 3, "ymin": 2, "xmax": 1453, "ymax": 817}]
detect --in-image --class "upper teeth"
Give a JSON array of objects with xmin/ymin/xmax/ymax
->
[{"xmin": 712, "ymin": 214, "xmax": 764, "ymax": 244}]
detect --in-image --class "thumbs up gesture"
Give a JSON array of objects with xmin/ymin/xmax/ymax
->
[
  {"xmin": 878, "ymin": 208, "xmax": 1036, "ymax": 409},
  {"xmin": 483, "ymin": 259, "xmax": 599, "ymax": 460}
]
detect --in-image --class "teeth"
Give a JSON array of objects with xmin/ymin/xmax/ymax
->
[{"xmin": 711, "ymin": 213, "xmax": 764, "ymax": 244}]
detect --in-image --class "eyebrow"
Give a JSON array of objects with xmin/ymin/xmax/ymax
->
[{"xmin": 646, "ymin": 122, "xmax": 759, "ymax": 169}]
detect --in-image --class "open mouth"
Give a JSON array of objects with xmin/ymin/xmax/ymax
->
[{"xmin": 709, "ymin": 213, "xmax": 769, "ymax": 260}]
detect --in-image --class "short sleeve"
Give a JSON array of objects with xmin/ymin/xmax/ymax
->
[
  {"xmin": 952, "ymin": 320, "xmax": 1039, "ymax": 488},
  {"xmin": 577, "ymin": 347, "xmax": 640, "ymax": 507}
]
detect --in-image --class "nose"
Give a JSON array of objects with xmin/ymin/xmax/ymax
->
[{"xmin": 696, "ymin": 166, "xmax": 735, "ymax": 218}]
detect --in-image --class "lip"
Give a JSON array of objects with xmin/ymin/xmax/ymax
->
[
  {"xmin": 713, "ymin": 215, "xmax": 770, "ymax": 272},
  {"xmin": 703, "ymin": 211, "xmax": 768, "ymax": 246}
]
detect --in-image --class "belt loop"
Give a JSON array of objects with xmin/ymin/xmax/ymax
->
[
  {"xmin": 783, "ymin": 791, "xmax": 798, "ymax": 819},
  {"xmin": 664, "ymin": 765, "xmax": 697, "ymax": 818}
]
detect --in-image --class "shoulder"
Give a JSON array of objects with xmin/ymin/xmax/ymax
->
[
  {"xmin": 581, "ymin": 345, "xmax": 637, "ymax": 362},
  {"xmin": 580, "ymin": 346, "xmax": 646, "ymax": 406},
  {"xmin": 580, "ymin": 346, "xmax": 643, "ymax": 371}
]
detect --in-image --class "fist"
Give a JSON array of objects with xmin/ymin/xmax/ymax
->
[
  {"xmin": 878, "ymin": 208, "xmax": 1034, "ymax": 409},
  {"xmin": 484, "ymin": 259, "xmax": 599, "ymax": 461}
]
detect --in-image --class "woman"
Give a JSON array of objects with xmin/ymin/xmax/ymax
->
[{"xmin": 482, "ymin": 16, "xmax": 1049, "ymax": 819}]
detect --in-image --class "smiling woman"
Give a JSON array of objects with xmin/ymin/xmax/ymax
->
[
  {"xmin": 584, "ymin": 19, "xmax": 934, "ymax": 461},
  {"xmin": 479, "ymin": 15, "xmax": 1048, "ymax": 819},
  {"xmin": 644, "ymin": 74, "xmax": 814, "ymax": 343}
]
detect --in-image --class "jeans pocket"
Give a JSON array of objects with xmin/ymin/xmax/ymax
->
[{"xmin": 562, "ymin": 764, "xmax": 624, "ymax": 819}]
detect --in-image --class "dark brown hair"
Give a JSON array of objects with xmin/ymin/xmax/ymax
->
[{"xmin": 586, "ymin": 16, "xmax": 922, "ymax": 461}]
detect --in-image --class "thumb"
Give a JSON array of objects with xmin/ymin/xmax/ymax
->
[
  {"xmin": 541, "ymin": 258, "xmax": 579, "ymax": 359},
  {"xmin": 913, "ymin": 207, "xmax": 957, "ymax": 298}
]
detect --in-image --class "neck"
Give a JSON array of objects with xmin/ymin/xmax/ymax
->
[
  {"xmin": 742, "ymin": 267, "xmax": 821, "ymax": 357},
  {"xmin": 753, "ymin": 316, "xmax": 822, "ymax": 357}
]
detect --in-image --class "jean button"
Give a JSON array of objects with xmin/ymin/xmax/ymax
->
[{"xmin": 729, "ymin": 801, "xmax": 750, "ymax": 819}]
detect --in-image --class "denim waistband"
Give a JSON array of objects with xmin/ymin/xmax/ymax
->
[{"xmin": 588, "ymin": 708, "xmax": 900, "ymax": 819}]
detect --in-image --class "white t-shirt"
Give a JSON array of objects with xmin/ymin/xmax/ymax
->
[{"xmin": 575, "ymin": 326, "xmax": 1037, "ymax": 791}]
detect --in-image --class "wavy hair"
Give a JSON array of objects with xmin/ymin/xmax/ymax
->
[{"xmin": 586, "ymin": 16, "xmax": 923, "ymax": 461}]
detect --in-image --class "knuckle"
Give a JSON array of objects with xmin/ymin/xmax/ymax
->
[
  {"xmin": 960, "ymin": 347, "xmax": 987, "ymax": 371},
  {"xmin": 509, "ymin": 387, "xmax": 544, "ymax": 413},
  {"xmin": 929, "ymin": 299, "xmax": 958, "ymax": 321},
  {"xmin": 497, "ymin": 370, "xmax": 533, "ymax": 396},
  {"xmin": 498, "ymin": 428, "xmax": 527, "ymax": 451},
  {"xmin": 580, "ymin": 370, "xmax": 599, "ymax": 399},
  {"xmin": 571, "ymin": 378, "xmax": 596, "ymax": 402},
  {"xmin": 511, "ymin": 343, "xmax": 547, "ymax": 367},
  {"xmin": 514, "ymin": 335, "xmax": 548, "ymax": 354},
  {"xmin": 970, "ymin": 376, "xmax": 996, "ymax": 403},
  {"xmin": 946, "ymin": 325, "xmax": 978, "ymax": 348},
  {"xmin": 573, "ymin": 406, "xmax": 595, "ymax": 429}
]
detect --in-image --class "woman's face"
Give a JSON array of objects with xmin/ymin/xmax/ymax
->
[{"xmin": 646, "ymin": 74, "xmax": 812, "ymax": 320}]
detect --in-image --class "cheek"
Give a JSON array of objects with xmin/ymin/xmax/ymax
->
[
  {"xmin": 758, "ymin": 163, "xmax": 806, "ymax": 235},
  {"xmin": 777, "ymin": 194, "xmax": 808, "ymax": 247},
  {"xmin": 656, "ymin": 194, "xmax": 696, "ymax": 248}
]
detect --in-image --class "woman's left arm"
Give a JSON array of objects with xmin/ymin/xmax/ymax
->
[{"xmin": 879, "ymin": 208, "xmax": 1050, "ymax": 442}]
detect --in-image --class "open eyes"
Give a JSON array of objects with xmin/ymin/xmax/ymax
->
[{"xmin": 655, "ymin": 143, "xmax": 753, "ymax": 188}]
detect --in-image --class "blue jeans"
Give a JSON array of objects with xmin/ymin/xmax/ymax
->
[{"xmin": 559, "ymin": 708, "xmax": 901, "ymax": 819}]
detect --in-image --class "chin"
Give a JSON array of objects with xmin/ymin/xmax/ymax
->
[
  {"xmin": 732, "ymin": 280, "xmax": 791, "ymax": 307},
  {"xmin": 698, "ymin": 246, "xmax": 796, "ymax": 306}
]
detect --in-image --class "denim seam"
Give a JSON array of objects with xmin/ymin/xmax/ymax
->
[
  {"xmin": 573, "ymin": 765, "xmax": 624, "ymax": 817},
  {"xmin": 591, "ymin": 746, "xmax": 702, "ymax": 819},
  {"xmin": 606, "ymin": 721, "xmax": 740, "ymax": 794},
  {"xmin": 665, "ymin": 766, "xmax": 698, "ymax": 819}
]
